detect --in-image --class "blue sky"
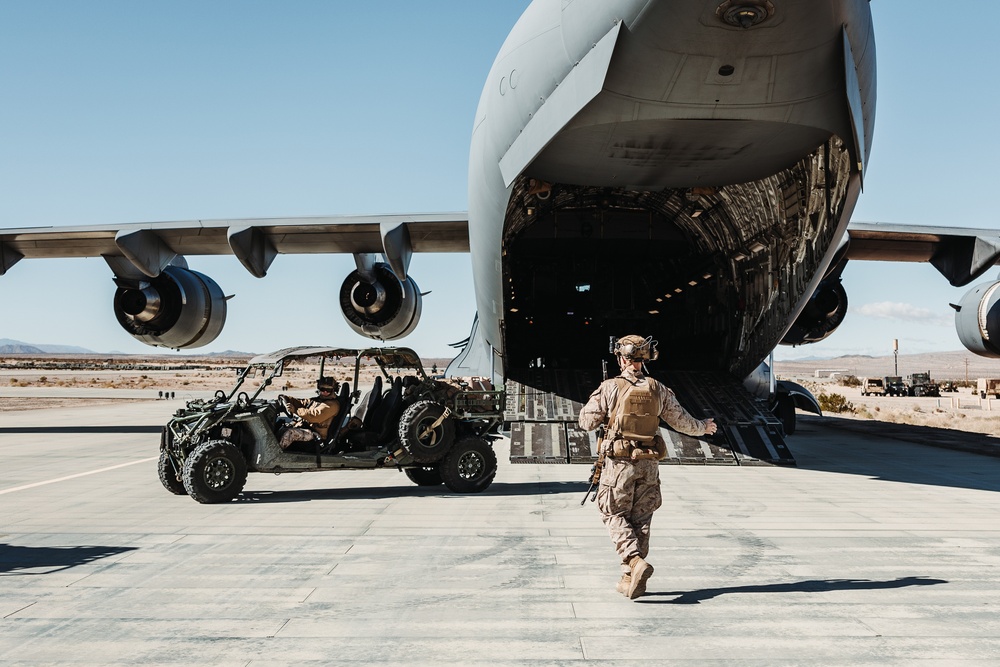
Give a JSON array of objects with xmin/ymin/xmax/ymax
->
[{"xmin": 1, "ymin": 1, "xmax": 998, "ymax": 360}]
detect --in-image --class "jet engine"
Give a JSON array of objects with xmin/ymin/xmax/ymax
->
[
  {"xmin": 339, "ymin": 262, "xmax": 421, "ymax": 340},
  {"xmin": 954, "ymin": 281, "xmax": 1000, "ymax": 357},
  {"xmin": 113, "ymin": 266, "xmax": 227, "ymax": 349},
  {"xmin": 780, "ymin": 278, "xmax": 848, "ymax": 346}
]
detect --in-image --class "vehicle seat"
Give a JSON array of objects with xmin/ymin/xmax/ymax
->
[
  {"xmin": 360, "ymin": 375, "xmax": 383, "ymax": 429},
  {"xmin": 345, "ymin": 376, "xmax": 403, "ymax": 448},
  {"xmin": 319, "ymin": 381, "xmax": 353, "ymax": 454}
]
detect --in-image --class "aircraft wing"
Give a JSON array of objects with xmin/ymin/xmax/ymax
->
[
  {"xmin": 847, "ymin": 221, "xmax": 1000, "ymax": 287},
  {"xmin": 0, "ymin": 213, "xmax": 470, "ymax": 278}
]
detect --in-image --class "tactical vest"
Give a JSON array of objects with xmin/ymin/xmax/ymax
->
[{"xmin": 607, "ymin": 378, "xmax": 660, "ymax": 443}]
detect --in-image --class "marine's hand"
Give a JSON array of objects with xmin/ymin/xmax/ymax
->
[{"xmin": 704, "ymin": 418, "xmax": 718, "ymax": 435}]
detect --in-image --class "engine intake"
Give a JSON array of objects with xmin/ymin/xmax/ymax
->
[
  {"xmin": 955, "ymin": 281, "xmax": 1000, "ymax": 357},
  {"xmin": 113, "ymin": 266, "xmax": 227, "ymax": 349},
  {"xmin": 780, "ymin": 278, "xmax": 848, "ymax": 346},
  {"xmin": 339, "ymin": 263, "xmax": 421, "ymax": 340}
]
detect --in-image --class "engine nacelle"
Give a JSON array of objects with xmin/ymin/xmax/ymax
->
[
  {"xmin": 955, "ymin": 281, "xmax": 1000, "ymax": 357},
  {"xmin": 339, "ymin": 263, "xmax": 422, "ymax": 340},
  {"xmin": 113, "ymin": 266, "xmax": 227, "ymax": 349},
  {"xmin": 780, "ymin": 278, "xmax": 848, "ymax": 346}
]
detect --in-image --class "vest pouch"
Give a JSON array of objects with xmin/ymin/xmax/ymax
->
[
  {"xmin": 610, "ymin": 439, "xmax": 632, "ymax": 458},
  {"xmin": 619, "ymin": 413, "xmax": 659, "ymax": 442},
  {"xmin": 651, "ymin": 432, "xmax": 668, "ymax": 460}
]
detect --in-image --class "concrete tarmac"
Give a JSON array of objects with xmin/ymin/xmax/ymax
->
[{"xmin": 2, "ymin": 401, "xmax": 1000, "ymax": 665}]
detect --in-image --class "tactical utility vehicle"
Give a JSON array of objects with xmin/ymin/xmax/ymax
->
[
  {"xmin": 158, "ymin": 346, "xmax": 504, "ymax": 503},
  {"xmin": 883, "ymin": 376, "xmax": 906, "ymax": 397},
  {"xmin": 906, "ymin": 372, "xmax": 940, "ymax": 397},
  {"xmin": 860, "ymin": 377, "xmax": 885, "ymax": 396},
  {"xmin": 977, "ymin": 378, "xmax": 1000, "ymax": 399}
]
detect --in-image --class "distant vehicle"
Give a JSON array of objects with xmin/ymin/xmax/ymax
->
[
  {"xmin": 860, "ymin": 377, "xmax": 886, "ymax": 396},
  {"xmin": 906, "ymin": 372, "xmax": 940, "ymax": 397},
  {"xmin": 977, "ymin": 378, "xmax": 1000, "ymax": 399},
  {"xmin": 158, "ymin": 346, "xmax": 505, "ymax": 503},
  {"xmin": 884, "ymin": 376, "xmax": 907, "ymax": 397},
  {"xmin": 939, "ymin": 381, "xmax": 958, "ymax": 393}
]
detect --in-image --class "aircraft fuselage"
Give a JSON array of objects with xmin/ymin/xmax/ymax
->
[{"xmin": 467, "ymin": 0, "xmax": 875, "ymax": 387}]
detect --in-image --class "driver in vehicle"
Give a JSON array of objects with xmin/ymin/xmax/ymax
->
[{"xmin": 277, "ymin": 377, "xmax": 341, "ymax": 451}]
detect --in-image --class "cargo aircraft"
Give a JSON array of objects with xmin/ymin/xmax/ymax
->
[{"xmin": 3, "ymin": 0, "xmax": 1000, "ymax": 463}]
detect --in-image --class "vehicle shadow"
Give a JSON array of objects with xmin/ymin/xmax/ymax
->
[
  {"xmin": 790, "ymin": 415, "xmax": 1000, "ymax": 493},
  {"xmin": 0, "ymin": 543, "xmax": 137, "ymax": 576},
  {"xmin": 0, "ymin": 426, "xmax": 162, "ymax": 434},
  {"xmin": 637, "ymin": 576, "xmax": 948, "ymax": 605},
  {"xmin": 239, "ymin": 480, "xmax": 590, "ymax": 503}
]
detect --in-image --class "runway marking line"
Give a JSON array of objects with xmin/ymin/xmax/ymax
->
[{"xmin": 0, "ymin": 456, "xmax": 158, "ymax": 495}]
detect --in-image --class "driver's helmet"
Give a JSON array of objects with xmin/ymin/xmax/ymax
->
[
  {"xmin": 316, "ymin": 376, "xmax": 338, "ymax": 393},
  {"xmin": 613, "ymin": 335, "xmax": 658, "ymax": 361}
]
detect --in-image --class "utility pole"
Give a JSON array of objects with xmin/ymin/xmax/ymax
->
[
  {"xmin": 965, "ymin": 357, "xmax": 970, "ymax": 385},
  {"xmin": 893, "ymin": 339, "xmax": 898, "ymax": 376}
]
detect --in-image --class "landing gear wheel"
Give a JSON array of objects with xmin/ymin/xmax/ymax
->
[
  {"xmin": 182, "ymin": 440, "xmax": 248, "ymax": 504},
  {"xmin": 398, "ymin": 400, "xmax": 456, "ymax": 463},
  {"xmin": 440, "ymin": 436, "xmax": 497, "ymax": 494},
  {"xmin": 405, "ymin": 466, "xmax": 443, "ymax": 486},
  {"xmin": 776, "ymin": 395, "xmax": 796, "ymax": 436},
  {"xmin": 158, "ymin": 450, "xmax": 186, "ymax": 495}
]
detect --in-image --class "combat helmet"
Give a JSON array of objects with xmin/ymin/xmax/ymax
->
[
  {"xmin": 316, "ymin": 376, "xmax": 338, "ymax": 393},
  {"xmin": 612, "ymin": 335, "xmax": 659, "ymax": 361}
]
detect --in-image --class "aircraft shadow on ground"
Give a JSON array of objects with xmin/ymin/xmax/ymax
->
[
  {"xmin": 791, "ymin": 416, "xmax": 1000, "ymax": 493},
  {"xmin": 638, "ymin": 576, "xmax": 948, "ymax": 605},
  {"xmin": 0, "ymin": 426, "xmax": 162, "ymax": 434},
  {"xmin": 0, "ymin": 543, "xmax": 137, "ymax": 576},
  {"xmin": 239, "ymin": 480, "xmax": 589, "ymax": 503}
]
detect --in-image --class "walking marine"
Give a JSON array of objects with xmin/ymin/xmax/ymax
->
[{"xmin": 578, "ymin": 335, "xmax": 718, "ymax": 600}]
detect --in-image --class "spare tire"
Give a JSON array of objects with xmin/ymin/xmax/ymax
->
[{"xmin": 398, "ymin": 399, "xmax": 455, "ymax": 463}]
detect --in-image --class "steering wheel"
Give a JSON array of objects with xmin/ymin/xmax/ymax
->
[{"xmin": 276, "ymin": 395, "xmax": 292, "ymax": 415}]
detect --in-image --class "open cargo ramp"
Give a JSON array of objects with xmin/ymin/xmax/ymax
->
[{"xmin": 505, "ymin": 370, "xmax": 795, "ymax": 466}]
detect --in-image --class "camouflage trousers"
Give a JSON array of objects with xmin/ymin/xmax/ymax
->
[
  {"xmin": 597, "ymin": 457, "xmax": 663, "ymax": 574},
  {"xmin": 279, "ymin": 427, "xmax": 318, "ymax": 451}
]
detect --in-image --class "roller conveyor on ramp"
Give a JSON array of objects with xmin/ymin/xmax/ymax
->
[{"xmin": 505, "ymin": 369, "xmax": 795, "ymax": 467}]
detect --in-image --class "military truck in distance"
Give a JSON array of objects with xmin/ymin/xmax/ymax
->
[
  {"xmin": 883, "ymin": 376, "xmax": 906, "ymax": 397},
  {"xmin": 977, "ymin": 378, "xmax": 1000, "ymax": 399},
  {"xmin": 860, "ymin": 377, "xmax": 886, "ymax": 396},
  {"xmin": 158, "ymin": 346, "xmax": 505, "ymax": 503},
  {"xmin": 906, "ymin": 372, "xmax": 940, "ymax": 397}
]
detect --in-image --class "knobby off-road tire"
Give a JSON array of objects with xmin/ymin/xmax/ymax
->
[
  {"xmin": 182, "ymin": 440, "xmax": 248, "ymax": 504},
  {"xmin": 398, "ymin": 400, "xmax": 456, "ymax": 464},
  {"xmin": 404, "ymin": 466, "xmax": 443, "ymax": 486},
  {"xmin": 158, "ymin": 449, "xmax": 186, "ymax": 495},
  {"xmin": 440, "ymin": 436, "xmax": 497, "ymax": 494}
]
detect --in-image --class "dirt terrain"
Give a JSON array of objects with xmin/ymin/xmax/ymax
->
[
  {"xmin": 0, "ymin": 353, "xmax": 451, "ymax": 412},
  {"xmin": 4, "ymin": 351, "xmax": 1000, "ymax": 437}
]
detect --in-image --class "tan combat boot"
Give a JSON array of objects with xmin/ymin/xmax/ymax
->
[
  {"xmin": 627, "ymin": 556, "xmax": 653, "ymax": 599},
  {"xmin": 616, "ymin": 573, "xmax": 631, "ymax": 596}
]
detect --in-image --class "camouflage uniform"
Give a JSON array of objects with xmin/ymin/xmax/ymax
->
[
  {"xmin": 579, "ymin": 366, "xmax": 711, "ymax": 577},
  {"xmin": 278, "ymin": 395, "xmax": 339, "ymax": 450}
]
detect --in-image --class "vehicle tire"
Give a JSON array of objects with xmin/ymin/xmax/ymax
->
[
  {"xmin": 440, "ymin": 436, "xmax": 497, "ymax": 494},
  {"xmin": 398, "ymin": 400, "xmax": 456, "ymax": 463},
  {"xmin": 182, "ymin": 440, "xmax": 248, "ymax": 504},
  {"xmin": 775, "ymin": 395, "xmax": 796, "ymax": 436},
  {"xmin": 405, "ymin": 466, "xmax": 443, "ymax": 486},
  {"xmin": 158, "ymin": 449, "xmax": 186, "ymax": 495}
]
